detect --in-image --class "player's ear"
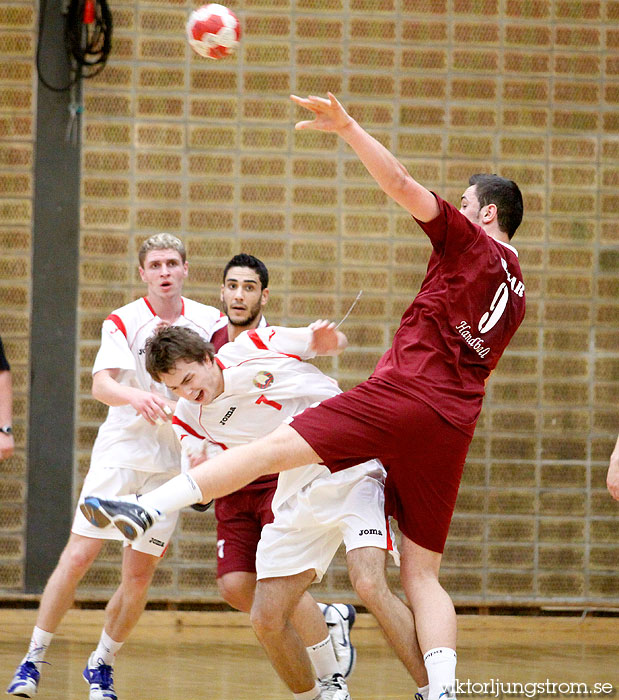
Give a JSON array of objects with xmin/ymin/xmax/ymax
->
[
  {"xmin": 261, "ymin": 287, "xmax": 269, "ymax": 306},
  {"xmin": 482, "ymin": 203, "xmax": 497, "ymax": 223},
  {"xmin": 220, "ymin": 284, "xmax": 225, "ymax": 302}
]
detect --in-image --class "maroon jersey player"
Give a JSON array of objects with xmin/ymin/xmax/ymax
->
[
  {"xmin": 206, "ymin": 254, "xmax": 277, "ymax": 609},
  {"xmin": 85, "ymin": 94, "xmax": 526, "ymax": 700}
]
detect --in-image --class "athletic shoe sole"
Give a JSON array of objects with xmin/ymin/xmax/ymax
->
[
  {"xmin": 80, "ymin": 499, "xmax": 112, "ymax": 529},
  {"xmin": 81, "ymin": 497, "xmax": 142, "ymax": 541}
]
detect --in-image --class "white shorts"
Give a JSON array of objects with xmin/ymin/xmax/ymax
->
[
  {"xmin": 72, "ymin": 467, "xmax": 179, "ymax": 557},
  {"xmin": 256, "ymin": 460, "xmax": 399, "ymax": 583}
]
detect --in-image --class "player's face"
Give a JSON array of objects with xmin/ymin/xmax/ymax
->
[
  {"xmin": 139, "ymin": 249, "xmax": 188, "ymax": 300},
  {"xmin": 160, "ymin": 357, "xmax": 223, "ymax": 405},
  {"xmin": 221, "ymin": 266, "xmax": 269, "ymax": 328},
  {"xmin": 459, "ymin": 185, "xmax": 483, "ymax": 225}
]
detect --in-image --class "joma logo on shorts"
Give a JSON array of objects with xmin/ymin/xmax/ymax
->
[
  {"xmin": 359, "ymin": 528, "xmax": 383, "ymax": 536},
  {"xmin": 149, "ymin": 537, "xmax": 165, "ymax": 547}
]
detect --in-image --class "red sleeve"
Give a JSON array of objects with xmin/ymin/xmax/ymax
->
[{"xmin": 414, "ymin": 193, "xmax": 481, "ymax": 258}]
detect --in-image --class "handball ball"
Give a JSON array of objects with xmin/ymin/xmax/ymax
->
[{"xmin": 186, "ymin": 4, "xmax": 241, "ymax": 59}]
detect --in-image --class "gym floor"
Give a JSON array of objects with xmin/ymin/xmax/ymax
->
[{"xmin": 1, "ymin": 610, "xmax": 617, "ymax": 699}]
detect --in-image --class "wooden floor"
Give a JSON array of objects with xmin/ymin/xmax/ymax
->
[{"xmin": 1, "ymin": 610, "xmax": 617, "ymax": 699}]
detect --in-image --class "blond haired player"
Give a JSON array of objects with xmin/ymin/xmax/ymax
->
[{"xmin": 7, "ymin": 234, "xmax": 224, "ymax": 700}]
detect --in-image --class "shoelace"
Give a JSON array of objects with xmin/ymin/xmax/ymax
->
[
  {"xmin": 16, "ymin": 662, "xmax": 39, "ymax": 680},
  {"xmin": 17, "ymin": 660, "xmax": 50, "ymax": 678},
  {"xmin": 89, "ymin": 662, "xmax": 115, "ymax": 690},
  {"xmin": 322, "ymin": 674, "xmax": 345, "ymax": 690}
]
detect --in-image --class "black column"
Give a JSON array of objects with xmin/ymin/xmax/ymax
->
[{"xmin": 26, "ymin": 0, "xmax": 80, "ymax": 591}]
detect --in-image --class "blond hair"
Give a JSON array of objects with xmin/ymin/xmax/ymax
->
[{"xmin": 138, "ymin": 233, "xmax": 186, "ymax": 267}]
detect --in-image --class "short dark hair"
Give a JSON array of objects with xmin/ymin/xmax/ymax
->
[
  {"xmin": 223, "ymin": 253, "xmax": 269, "ymax": 290},
  {"xmin": 469, "ymin": 174, "xmax": 523, "ymax": 240},
  {"xmin": 145, "ymin": 326, "xmax": 215, "ymax": 382}
]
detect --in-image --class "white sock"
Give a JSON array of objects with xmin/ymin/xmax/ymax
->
[
  {"xmin": 417, "ymin": 683, "xmax": 430, "ymax": 700},
  {"xmin": 424, "ymin": 647, "xmax": 457, "ymax": 700},
  {"xmin": 93, "ymin": 629, "xmax": 124, "ymax": 666},
  {"xmin": 24, "ymin": 626, "xmax": 54, "ymax": 666},
  {"xmin": 293, "ymin": 682, "xmax": 322, "ymax": 700},
  {"xmin": 307, "ymin": 635, "xmax": 339, "ymax": 680},
  {"xmin": 139, "ymin": 473, "xmax": 203, "ymax": 514}
]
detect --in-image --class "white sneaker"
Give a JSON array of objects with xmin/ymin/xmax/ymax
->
[
  {"xmin": 322, "ymin": 604, "xmax": 356, "ymax": 678},
  {"xmin": 319, "ymin": 673, "xmax": 351, "ymax": 700},
  {"xmin": 82, "ymin": 652, "xmax": 117, "ymax": 700},
  {"xmin": 6, "ymin": 661, "xmax": 40, "ymax": 697}
]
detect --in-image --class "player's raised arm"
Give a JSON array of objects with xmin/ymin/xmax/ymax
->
[{"xmin": 291, "ymin": 92, "xmax": 439, "ymax": 223}]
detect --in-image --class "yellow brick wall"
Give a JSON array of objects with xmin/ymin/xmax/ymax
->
[
  {"xmin": 1, "ymin": 0, "xmax": 618, "ymax": 604},
  {"xmin": 0, "ymin": 0, "xmax": 35, "ymax": 591}
]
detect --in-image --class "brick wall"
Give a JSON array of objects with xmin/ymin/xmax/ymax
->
[
  {"xmin": 0, "ymin": 0, "xmax": 35, "ymax": 591},
  {"xmin": 1, "ymin": 0, "xmax": 618, "ymax": 605}
]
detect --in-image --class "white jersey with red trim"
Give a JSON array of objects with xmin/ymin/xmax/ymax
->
[
  {"xmin": 90, "ymin": 296, "xmax": 223, "ymax": 474},
  {"xmin": 172, "ymin": 325, "xmax": 386, "ymax": 507}
]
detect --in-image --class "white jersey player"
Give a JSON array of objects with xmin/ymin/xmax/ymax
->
[
  {"xmin": 7, "ymin": 234, "xmax": 225, "ymax": 700},
  {"xmin": 171, "ymin": 325, "xmax": 397, "ymax": 581},
  {"xmin": 74, "ymin": 294, "xmax": 224, "ymax": 555}
]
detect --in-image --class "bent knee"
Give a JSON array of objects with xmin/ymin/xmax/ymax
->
[
  {"xmin": 218, "ymin": 579, "xmax": 253, "ymax": 613},
  {"xmin": 351, "ymin": 571, "xmax": 388, "ymax": 607},
  {"xmin": 59, "ymin": 540, "xmax": 100, "ymax": 575},
  {"xmin": 250, "ymin": 599, "xmax": 286, "ymax": 637}
]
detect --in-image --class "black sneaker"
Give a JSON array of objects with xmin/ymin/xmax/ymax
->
[{"xmin": 81, "ymin": 495, "xmax": 160, "ymax": 541}]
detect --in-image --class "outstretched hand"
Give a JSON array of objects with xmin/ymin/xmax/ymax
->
[
  {"xmin": 290, "ymin": 92, "xmax": 353, "ymax": 133},
  {"xmin": 309, "ymin": 320, "xmax": 347, "ymax": 356}
]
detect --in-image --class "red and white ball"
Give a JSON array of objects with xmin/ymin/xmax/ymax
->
[{"xmin": 186, "ymin": 4, "xmax": 241, "ymax": 60}]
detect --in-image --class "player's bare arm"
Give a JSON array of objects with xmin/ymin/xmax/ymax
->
[
  {"xmin": 92, "ymin": 368, "xmax": 172, "ymax": 426},
  {"xmin": 309, "ymin": 320, "xmax": 347, "ymax": 356},
  {"xmin": 291, "ymin": 92, "xmax": 439, "ymax": 222},
  {"xmin": 607, "ymin": 434, "xmax": 619, "ymax": 501}
]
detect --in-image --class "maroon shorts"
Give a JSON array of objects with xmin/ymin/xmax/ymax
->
[
  {"xmin": 214, "ymin": 483, "xmax": 276, "ymax": 577},
  {"xmin": 290, "ymin": 378, "xmax": 473, "ymax": 553}
]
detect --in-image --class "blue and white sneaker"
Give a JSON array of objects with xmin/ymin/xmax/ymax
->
[
  {"xmin": 319, "ymin": 673, "xmax": 351, "ymax": 700},
  {"xmin": 6, "ymin": 661, "xmax": 40, "ymax": 698},
  {"xmin": 322, "ymin": 603, "xmax": 357, "ymax": 678},
  {"xmin": 83, "ymin": 653, "xmax": 117, "ymax": 700},
  {"xmin": 80, "ymin": 495, "xmax": 160, "ymax": 541}
]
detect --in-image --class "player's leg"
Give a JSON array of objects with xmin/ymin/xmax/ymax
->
[
  {"xmin": 7, "ymin": 534, "xmax": 103, "ymax": 697},
  {"xmin": 83, "ymin": 424, "xmax": 320, "ymax": 534},
  {"xmin": 214, "ymin": 489, "xmax": 267, "ymax": 613},
  {"xmin": 346, "ymin": 546, "xmax": 428, "ymax": 695},
  {"xmin": 83, "ymin": 547, "xmax": 159, "ymax": 700},
  {"xmin": 400, "ymin": 536, "xmax": 456, "ymax": 700},
  {"xmin": 104, "ymin": 546, "xmax": 159, "ymax": 642},
  {"xmin": 254, "ymin": 493, "xmax": 353, "ymax": 699},
  {"xmin": 217, "ymin": 570, "xmax": 256, "ymax": 612},
  {"xmin": 250, "ymin": 571, "xmax": 323, "ymax": 698},
  {"xmin": 291, "ymin": 591, "xmax": 347, "ymax": 688}
]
